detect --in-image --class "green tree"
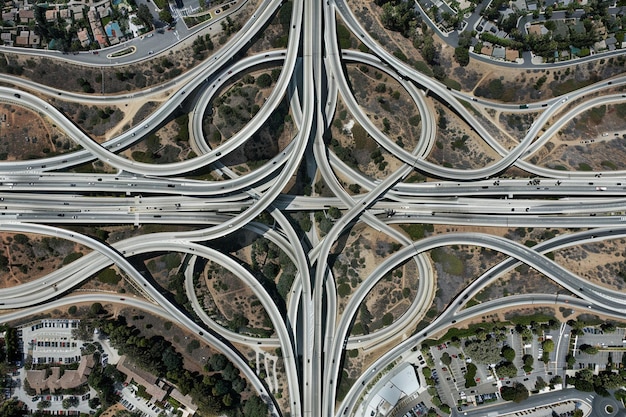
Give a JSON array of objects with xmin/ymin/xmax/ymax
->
[
  {"xmin": 186, "ymin": 339, "xmax": 200, "ymax": 353},
  {"xmin": 242, "ymin": 396, "xmax": 267, "ymax": 417},
  {"xmin": 496, "ymin": 361, "xmax": 518, "ymax": 378},
  {"xmin": 90, "ymin": 302, "xmax": 103, "ymax": 315},
  {"xmin": 464, "ymin": 337, "xmax": 501, "ymax": 364},
  {"xmin": 13, "ymin": 234, "xmax": 29, "ymax": 244},
  {"xmin": 542, "ymin": 339, "xmax": 555, "ymax": 352},
  {"xmin": 441, "ymin": 352, "xmax": 452, "ymax": 366},
  {"xmin": 0, "ymin": 254, "xmax": 8, "ymax": 271},
  {"xmin": 501, "ymin": 383, "xmax": 529, "ymax": 402},
  {"xmin": 464, "ymin": 363, "xmax": 478, "ymax": 388},
  {"xmin": 535, "ymin": 376, "xmax": 547, "ymax": 390},
  {"xmin": 579, "ymin": 344, "xmax": 598, "ymax": 355},
  {"xmin": 136, "ymin": 4, "xmax": 154, "ymax": 29},
  {"xmin": 550, "ymin": 375, "xmax": 563, "ymax": 385},
  {"xmin": 207, "ymin": 354, "xmax": 228, "ymax": 371},
  {"xmin": 37, "ymin": 400, "xmax": 51, "ymax": 410},
  {"xmin": 454, "ymin": 46, "xmax": 470, "ymax": 66},
  {"xmin": 0, "ymin": 399, "xmax": 26, "ymax": 416},
  {"xmin": 255, "ymin": 73, "xmax": 273, "ymax": 88},
  {"xmin": 601, "ymin": 322, "xmax": 616, "ymax": 333},
  {"xmin": 522, "ymin": 354, "xmax": 534, "ymax": 373},
  {"xmin": 159, "ymin": 9, "xmax": 173, "ymax": 24},
  {"xmin": 501, "ymin": 346, "xmax": 516, "ymax": 362},
  {"xmin": 162, "ymin": 347, "xmax": 182, "ymax": 373},
  {"xmin": 422, "ymin": 37, "xmax": 437, "ymax": 64},
  {"xmin": 327, "ymin": 206, "xmax": 341, "ymax": 219}
]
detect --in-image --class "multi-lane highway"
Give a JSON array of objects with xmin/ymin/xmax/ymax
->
[{"xmin": 1, "ymin": 0, "xmax": 626, "ymax": 416}]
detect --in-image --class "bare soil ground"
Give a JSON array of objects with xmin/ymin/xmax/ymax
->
[
  {"xmin": 426, "ymin": 100, "xmax": 500, "ymax": 169},
  {"xmin": 0, "ymin": 103, "xmax": 72, "ymax": 161},
  {"xmin": 0, "ymin": 232, "xmax": 90, "ymax": 288},
  {"xmin": 330, "ymin": 224, "xmax": 416, "ymax": 334},
  {"xmin": 463, "ymin": 105, "xmax": 521, "ymax": 153},
  {"xmin": 181, "ymin": 229, "xmax": 299, "ymax": 339},
  {"xmin": 424, "ymin": 226, "xmax": 582, "ymax": 307},
  {"xmin": 144, "ymin": 252, "xmax": 184, "ymax": 288},
  {"xmin": 431, "ymin": 244, "xmax": 507, "ymax": 311},
  {"xmin": 122, "ymin": 114, "xmax": 194, "ymax": 164},
  {"xmin": 553, "ymin": 239, "xmax": 626, "ymax": 292},
  {"xmin": 328, "ymin": 95, "xmax": 403, "ymax": 181},
  {"xmin": 345, "ymin": 63, "xmax": 422, "ymax": 151},
  {"xmin": 198, "ymin": 259, "xmax": 275, "ymax": 338},
  {"xmin": 203, "ymin": 69, "xmax": 295, "ymax": 174},
  {"xmin": 246, "ymin": 1, "xmax": 290, "ymax": 54},
  {"xmin": 531, "ymin": 102, "xmax": 626, "ymax": 171},
  {"xmin": 497, "ymin": 111, "xmax": 540, "ymax": 143}
]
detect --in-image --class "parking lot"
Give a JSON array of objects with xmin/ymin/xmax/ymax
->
[
  {"xmin": 117, "ymin": 385, "xmax": 179, "ymax": 417},
  {"xmin": 21, "ymin": 319, "xmax": 83, "ymax": 365},
  {"xmin": 578, "ymin": 327, "xmax": 626, "ymax": 349}
]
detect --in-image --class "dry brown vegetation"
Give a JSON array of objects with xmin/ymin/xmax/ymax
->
[
  {"xmin": 0, "ymin": 103, "xmax": 72, "ymax": 161},
  {"xmin": 426, "ymin": 100, "xmax": 500, "ymax": 169},
  {"xmin": 0, "ymin": 232, "xmax": 90, "ymax": 288}
]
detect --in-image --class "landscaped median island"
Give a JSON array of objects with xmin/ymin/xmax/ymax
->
[{"xmin": 107, "ymin": 46, "xmax": 136, "ymax": 58}]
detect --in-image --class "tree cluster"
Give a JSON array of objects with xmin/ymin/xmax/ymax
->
[
  {"xmin": 192, "ymin": 34, "xmax": 214, "ymax": 60},
  {"xmin": 568, "ymin": 367, "xmax": 626, "ymax": 396},
  {"xmin": 464, "ymin": 337, "xmax": 501, "ymax": 364},
  {"xmin": 500, "ymin": 383, "xmax": 529, "ymax": 403},
  {"xmin": 135, "ymin": 4, "xmax": 154, "ymax": 30},
  {"xmin": 495, "ymin": 361, "xmax": 518, "ymax": 378},
  {"xmin": 579, "ymin": 344, "xmax": 598, "ymax": 355},
  {"xmin": 379, "ymin": 0, "xmax": 420, "ymax": 38},
  {"xmin": 96, "ymin": 317, "xmax": 265, "ymax": 416},
  {"xmin": 0, "ymin": 325, "xmax": 20, "ymax": 363},
  {"xmin": 33, "ymin": 5, "xmax": 77, "ymax": 52}
]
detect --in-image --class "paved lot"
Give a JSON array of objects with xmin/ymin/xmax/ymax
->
[{"xmin": 20, "ymin": 319, "xmax": 83, "ymax": 365}]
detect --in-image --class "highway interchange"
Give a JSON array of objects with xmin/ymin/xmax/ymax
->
[{"xmin": 1, "ymin": 0, "xmax": 626, "ymax": 416}]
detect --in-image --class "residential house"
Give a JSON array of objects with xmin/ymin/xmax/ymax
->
[
  {"xmin": 17, "ymin": 9, "xmax": 34, "ymax": 23},
  {"xmin": 88, "ymin": 6, "xmax": 108, "ymax": 48},
  {"xmin": 76, "ymin": 27, "xmax": 90, "ymax": 47}
]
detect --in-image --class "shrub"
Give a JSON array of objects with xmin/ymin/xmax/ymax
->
[{"xmin": 255, "ymin": 73, "xmax": 272, "ymax": 88}]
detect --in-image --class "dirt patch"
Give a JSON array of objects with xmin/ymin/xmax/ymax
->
[
  {"xmin": 330, "ymin": 224, "xmax": 412, "ymax": 334},
  {"xmin": 346, "ymin": 63, "xmax": 422, "ymax": 151},
  {"xmin": 431, "ymin": 244, "xmax": 507, "ymax": 311},
  {"xmin": 198, "ymin": 259, "xmax": 275, "ymax": 338},
  {"xmin": 426, "ymin": 100, "xmax": 500, "ymax": 169},
  {"xmin": 532, "ymin": 102, "xmax": 626, "ymax": 171},
  {"xmin": 122, "ymin": 113, "xmax": 194, "ymax": 164},
  {"xmin": 201, "ymin": 69, "xmax": 294, "ymax": 174},
  {"xmin": 0, "ymin": 103, "xmax": 70, "ymax": 161},
  {"xmin": 247, "ymin": 1, "xmax": 292, "ymax": 54},
  {"xmin": 0, "ymin": 232, "xmax": 89, "ymax": 288},
  {"xmin": 99, "ymin": 402, "xmax": 125, "ymax": 417},
  {"xmin": 327, "ymin": 95, "xmax": 404, "ymax": 181},
  {"xmin": 553, "ymin": 239, "xmax": 626, "ymax": 292}
]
